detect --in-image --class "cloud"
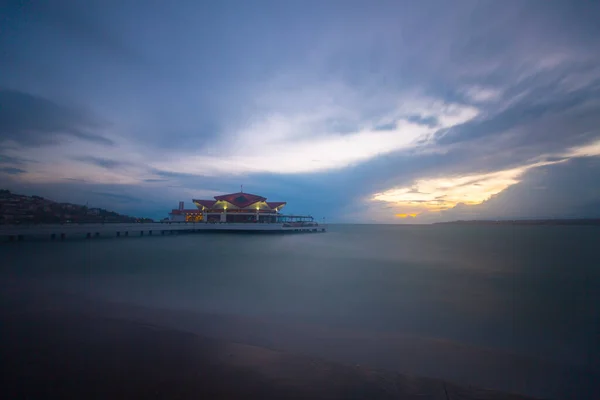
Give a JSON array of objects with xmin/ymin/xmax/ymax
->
[
  {"xmin": 64, "ymin": 178, "xmax": 89, "ymax": 182},
  {"xmin": 373, "ymin": 165, "xmax": 539, "ymax": 214},
  {"xmin": 462, "ymin": 86, "xmax": 503, "ymax": 103},
  {"xmin": 569, "ymin": 139, "xmax": 600, "ymax": 158},
  {"xmin": 437, "ymin": 86, "xmax": 600, "ymax": 148},
  {"xmin": 151, "ymin": 169, "xmax": 198, "ymax": 179},
  {"xmin": 435, "ymin": 157, "xmax": 600, "ymax": 221},
  {"xmin": 151, "ymin": 95, "xmax": 480, "ymax": 175},
  {"xmin": 0, "ymin": 166, "xmax": 26, "ymax": 175},
  {"xmin": 36, "ymin": 1, "xmax": 142, "ymax": 63},
  {"xmin": 72, "ymin": 156, "xmax": 130, "ymax": 169},
  {"xmin": 0, "ymin": 89, "xmax": 113, "ymax": 146},
  {"xmin": 406, "ymin": 115, "xmax": 439, "ymax": 128},
  {"xmin": 373, "ymin": 122, "xmax": 396, "ymax": 131},
  {"xmin": 371, "ymin": 139, "xmax": 600, "ymax": 221},
  {"xmin": 143, "ymin": 178, "xmax": 168, "ymax": 183},
  {"xmin": 0, "ymin": 154, "xmax": 29, "ymax": 165}
]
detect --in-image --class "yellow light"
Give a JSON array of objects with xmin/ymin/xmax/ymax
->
[{"xmin": 396, "ymin": 213, "xmax": 418, "ymax": 218}]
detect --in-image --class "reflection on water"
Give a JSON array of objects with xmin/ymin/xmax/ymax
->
[{"xmin": 2, "ymin": 224, "xmax": 599, "ymax": 399}]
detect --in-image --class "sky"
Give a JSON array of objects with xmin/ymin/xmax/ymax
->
[{"xmin": 1, "ymin": 0, "xmax": 600, "ymax": 222}]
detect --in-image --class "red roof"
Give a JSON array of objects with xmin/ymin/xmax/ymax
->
[
  {"xmin": 213, "ymin": 192, "xmax": 266, "ymax": 208},
  {"xmin": 193, "ymin": 199, "xmax": 216, "ymax": 208},
  {"xmin": 190, "ymin": 192, "xmax": 286, "ymax": 211},
  {"xmin": 266, "ymin": 201, "xmax": 286, "ymax": 209}
]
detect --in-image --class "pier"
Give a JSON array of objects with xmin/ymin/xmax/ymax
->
[{"xmin": 0, "ymin": 222, "xmax": 326, "ymax": 242}]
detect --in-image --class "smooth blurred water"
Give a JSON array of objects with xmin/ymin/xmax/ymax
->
[{"xmin": 2, "ymin": 224, "xmax": 599, "ymax": 398}]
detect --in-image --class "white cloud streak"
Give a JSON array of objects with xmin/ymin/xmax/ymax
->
[
  {"xmin": 371, "ymin": 138, "xmax": 600, "ymax": 219},
  {"xmin": 462, "ymin": 85, "xmax": 503, "ymax": 103},
  {"xmin": 150, "ymin": 94, "xmax": 480, "ymax": 175}
]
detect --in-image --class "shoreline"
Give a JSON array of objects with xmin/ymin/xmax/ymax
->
[{"xmin": 3, "ymin": 309, "xmax": 542, "ymax": 400}]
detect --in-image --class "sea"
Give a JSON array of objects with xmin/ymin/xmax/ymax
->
[{"xmin": 2, "ymin": 224, "xmax": 599, "ymax": 399}]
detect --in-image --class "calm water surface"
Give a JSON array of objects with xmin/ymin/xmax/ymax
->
[{"xmin": 2, "ymin": 224, "xmax": 599, "ymax": 398}]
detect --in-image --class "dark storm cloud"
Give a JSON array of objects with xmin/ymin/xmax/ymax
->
[
  {"xmin": 438, "ymin": 86, "xmax": 600, "ymax": 148},
  {"xmin": 433, "ymin": 157, "xmax": 600, "ymax": 221},
  {"xmin": 0, "ymin": 89, "xmax": 113, "ymax": 146},
  {"xmin": 499, "ymin": 157, "xmax": 600, "ymax": 219}
]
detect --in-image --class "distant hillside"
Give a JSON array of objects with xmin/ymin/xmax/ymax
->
[
  {"xmin": 434, "ymin": 219, "xmax": 600, "ymax": 226},
  {"xmin": 0, "ymin": 189, "xmax": 154, "ymax": 224}
]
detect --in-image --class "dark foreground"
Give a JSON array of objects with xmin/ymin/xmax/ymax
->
[{"xmin": 2, "ymin": 312, "xmax": 540, "ymax": 399}]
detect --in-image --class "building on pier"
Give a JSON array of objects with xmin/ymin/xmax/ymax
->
[
  {"xmin": 168, "ymin": 191, "xmax": 291, "ymax": 223},
  {"xmin": 169, "ymin": 191, "xmax": 314, "ymax": 225}
]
